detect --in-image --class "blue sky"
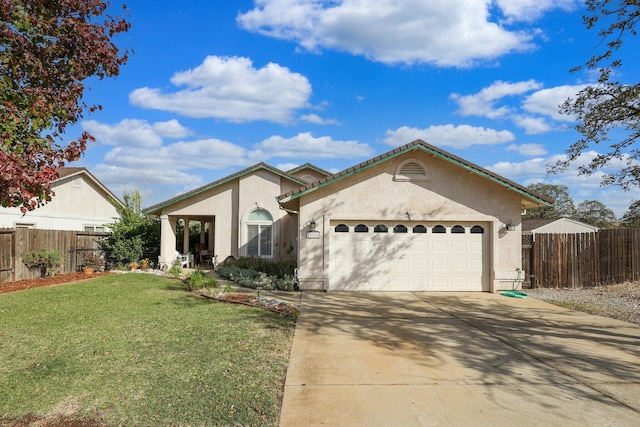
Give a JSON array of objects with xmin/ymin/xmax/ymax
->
[{"xmin": 68, "ymin": 0, "xmax": 640, "ymax": 217}]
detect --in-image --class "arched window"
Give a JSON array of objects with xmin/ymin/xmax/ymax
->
[
  {"xmin": 246, "ymin": 209, "xmax": 273, "ymax": 257},
  {"xmin": 374, "ymin": 224, "xmax": 388, "ymax": 233},
  {"xmin": 413, "ymin": 225, "xmax": 427, "ymax": 233},
  {"xmin": 393, "ymin": 225, "xmax": 408, "ymax": 233},
  {"xmin": 471, "ymin": 225, "xmax": 485, "ymax": 234},
  {"xmin": 355, "ymin": 224, "xmax": 369, "ymax": 233},
  {"xmin": 334, "ymin": 224, "xmax": 349, "ymax": 232},
  {"xmin": 452, "ymin": 225, "xmax": 466, "ymax": 234},
  {"xmin": 432, "ymin": 225, "xmax": 446, "ymax": 233}
]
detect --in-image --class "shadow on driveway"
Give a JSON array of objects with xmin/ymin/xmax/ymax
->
[{"xmin": 280, "ymin": 292, "xmax": 640, "ymax": 426}]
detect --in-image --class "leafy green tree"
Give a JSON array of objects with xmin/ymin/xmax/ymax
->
[
  {"xmin": 551, "ymin": 1, "xmax": 640, "ymax": 189},
  {"xmin": 575, "ymin": 200, "xmax": 616, "ymax": 228},
  {"xmin": 523, "ymin": 183, "xmax": 576, "ymax": 219},
  {"xmin": 621, "ymin": 199, "xmax": 640, "ymax": 228},
  {"xmin": 1, "ymin": 1, "xmax": 130, "ymax": 212},
  {"xmin": 102, "ymin": 189, "xmax": 160, "ymax": 264}
]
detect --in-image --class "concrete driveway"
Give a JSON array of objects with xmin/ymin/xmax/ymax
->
[{"xmin": 279, "ymin": 292, "xmax": 640, "ymax": 426}]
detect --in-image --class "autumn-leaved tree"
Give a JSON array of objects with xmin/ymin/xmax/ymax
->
[
  {"xmin": 551, "ymin": 1, "xmax": 640, "ymax": 189},
  {"xmin": 0, "ymin": 1, "xmax": 130, "ymax": 212}
]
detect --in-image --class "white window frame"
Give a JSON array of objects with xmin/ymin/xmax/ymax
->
[{"xmin": 245, "ymin": 209, "xmax": 273, "ymax": 258}]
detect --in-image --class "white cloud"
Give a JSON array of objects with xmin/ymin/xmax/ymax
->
[
  {"xmin": 495, "ymin": 0, "xmax": 577, "ymax": 22},
  {"xmin": 92, "ymin": 163, "xmax": 205, "ymax": 206},
  {"xmin": 511, "ymin": 114, "xmax": 553, "ymax": 134},
  {"xmin": 384, "ymin": 125, "xmax": 515, "ymax": 148},
  {"xmin": 276, "ymin": 162, "xmax": 301, "ymax": 172},
  {"xmin": 103, "ymin": 139, "xmax": 249, "ymax": 172},
  {"xmin": 488, "ymin": 157, "xmax": 550, "ymax": 180},
  {"xmin": 451, "ymin": 81, "xmax": 589, "ymax": 133},
  {"xmin": 300, "ymin": 113, "xmax": 339, "ymax": 125},
  {"xmin": 129, "ymin": 55, "xmax": 312, "ymax": 123},
  {"xmin": 522, "ymin": 84, "xmax": 589, "ymax": 121},
  {"xmin": 506, "ymin": 143, "xmax": 548, "ymax": 156},
  {"xmin": 82, "ymin": 119, "xmax": 191, "ymax": 147},
  {"xmin": 451, "ymin": 80, "xmax": 542, "ymax": 118},
  {"xmin": 486, "ymin": 150, "xmax": 639, "ymax": 217},
  {"xmin": 251, "ymin": 132, "xmax": 374, "ymax": 160},
  {"xmin": 237, "ymin": 0, "xmax": 542, "ymax": 67}
]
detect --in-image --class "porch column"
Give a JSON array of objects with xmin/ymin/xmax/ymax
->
[
  {"xmin": 183, "ymin": 217, "xmax": 190, "ymax": 255},
  {"xmin": 209, "ymin": 216, "xmax": 216, "ymax": 263},
  {"xmin": 159, "ymin": 215, "xmax": 177, "ymax": 269},
  {"xmin": 200, "ymin": 221, "xmax": 206, "ymax": 246}
]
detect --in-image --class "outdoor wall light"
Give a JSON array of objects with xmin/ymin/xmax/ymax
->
[
  {"xmin": 309, "ymin": 219, "xmax": 317, "ymax": 230},
  {"xmin": 506, "ymin": 220, "xmax": 516, "ymax": 231}
]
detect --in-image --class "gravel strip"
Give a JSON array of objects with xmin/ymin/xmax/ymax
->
[{"xmin": 527, "ymin": 283, "xmax": 640, "ymax": 326}]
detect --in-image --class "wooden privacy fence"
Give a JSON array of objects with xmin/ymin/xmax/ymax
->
[
  {"xmin": 0, "ymin": 228, "xmax": 108, "ymax": 284},
  {"xmin": 523, "ymin": 229, "xmax": 640, "ymax": 288}
]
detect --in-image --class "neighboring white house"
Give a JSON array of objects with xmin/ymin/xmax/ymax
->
[
  {"xmin": 522, "ymin": 217, "xmax": 599, "ymax": 242},
  {"xmin": 0, "ymin": 167, "xmax": 123, "ymax": 231},
  {"xmin": 145, "ymin": 140, "xmax": 554, "ymax": 293}
]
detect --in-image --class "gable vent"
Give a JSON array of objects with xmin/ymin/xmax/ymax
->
[
  {"xmin": 394, "ymin": 160, "xmax": 428, "ymax": 182},
  {"xmin": 400, "ymin": 162, "xmax": 426, "ymax": 176}
]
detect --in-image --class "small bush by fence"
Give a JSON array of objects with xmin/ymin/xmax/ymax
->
[{"xmin": 524, "ymin": 229, "xmax": 640, "ymax": 288}]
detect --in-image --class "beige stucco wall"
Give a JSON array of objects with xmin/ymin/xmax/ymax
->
[
  {"xmin": 156, "ymin": 169, "xmax": 299, "ymax": 268},
  {"xmin": 294, "ymin": 151, "xmax": 524, "ymax": 292},
  {"xmin": 158, "ymin": 180, "xmax": 237, "ymax": 267},
  {"xmin": 0, "ymin": 174, "xmax": 120, "ymax": 231}
]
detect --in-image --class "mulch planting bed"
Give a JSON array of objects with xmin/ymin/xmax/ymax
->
[{"xmin": 0, "ymin": 271, "xmax": 112, "ymax": 294}]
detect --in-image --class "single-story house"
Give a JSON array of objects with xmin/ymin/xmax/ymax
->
[
  {"xmin": 144, "ymin": 139, "xmax": 553, "ymax": 292},
  {"xmin": 0, "ymin": 167, "xmax": 123, "ymax": 231}
]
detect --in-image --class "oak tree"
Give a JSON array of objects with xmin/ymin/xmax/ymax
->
[
  {"xmin": 551, "ymin": 1, "xmax": 639, "ymax": 189},
  {"xmin": 523, "ymin": 183, "xmax": 576, "ymax": 219},
  {"xmin": 575, "ymin": 199, "xmax": 616, "ymax": 228},
  {"xmin": 1, "ymin": 1, "xmax": 130, "ymax": 212},
  {"xmin": 621, "ymin": 199, "xmax": 640, "ymax": 228}
]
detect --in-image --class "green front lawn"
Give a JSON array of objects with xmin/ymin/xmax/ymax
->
[{"xmin": 0, "ymin": 274, "xmax": 295, "ymax": 426}]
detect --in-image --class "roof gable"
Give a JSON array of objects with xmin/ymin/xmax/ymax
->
[
  {"xmin": 278, "ymin": 140, "xmax": 554, "ymax": 208},
  {"xmin": 143, "ymin": 163, "xmax": 306, "ymax": 215},
  {"xmin": 286, "ymin": 163, "xmax": 332, "ymax": 177},
  {"xmin": 56, "ymin": 167, "xmax": 124, "ymax": 208}
]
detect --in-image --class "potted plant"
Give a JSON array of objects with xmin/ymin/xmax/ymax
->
[
  {"xmin": 84, "ymin": 252, "xmax": 105, "ymax": 275},
  {"xmin": 129, "ymin": 261, "xmax": 139, "ymax": 270},
  {"xmin": 140, "ymin": 258, "xmax": 151, "ymax": 270}
]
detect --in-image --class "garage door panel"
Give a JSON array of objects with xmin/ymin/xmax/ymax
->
[
  {"xmin": 431, "ymin": 258, "xmax": 448, "ymax": 271},
  {"xmin": 450, "ymin": 241, "xmax": 466, "ymax": 252},
  {"xmin": 450, "ymin": 258, "xmax": 467, "ymax": 271}
]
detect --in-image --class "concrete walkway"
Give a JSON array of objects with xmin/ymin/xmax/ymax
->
[{"xmin": 279, "ymin": 292, "xmax": 640, "ymax": 426}]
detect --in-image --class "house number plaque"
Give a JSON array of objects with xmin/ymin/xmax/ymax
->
[{"xmin": 306, "ymin": 230, "xmax": 320, "ymax": 239}]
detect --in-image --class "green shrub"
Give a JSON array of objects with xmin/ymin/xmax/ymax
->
[
  {"xmin": 23, "ymin": 249, "xmax": 63, "ymax": 277},
  {"xmin": 167, "ymin": 260, "xmax": 182, "ymax": 276},
  {"xmin": 217, "ymin": 265, "xmax": 296, "ymax": 291},
  {"xmin": 222, "ymin": 257, "xmax": 296, "ymax": 279},
  {"xmin": 187, "ymin": 268, "xmax": 218, "ymax": 291}
]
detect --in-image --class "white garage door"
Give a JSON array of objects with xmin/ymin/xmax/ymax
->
[{"xmin": 330, "ymin": 221, "xmax": 489, "ymax": 291}]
